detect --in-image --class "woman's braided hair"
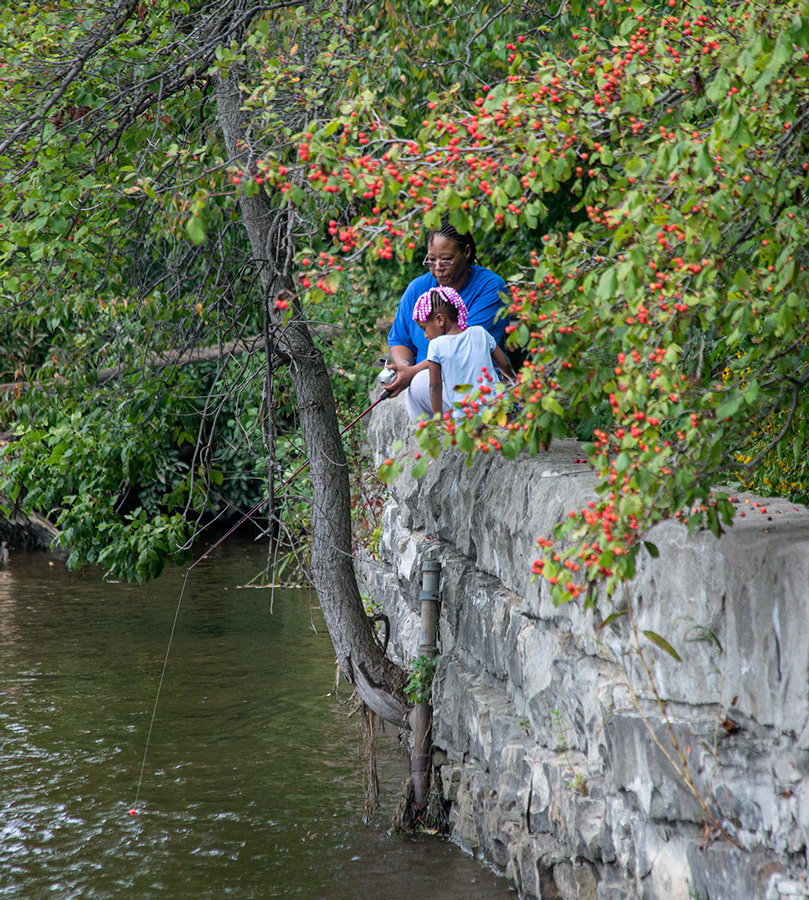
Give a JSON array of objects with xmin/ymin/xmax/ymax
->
[{"xmin": 428, "ymin": 218, "xmax": 477, "ymax": 264}]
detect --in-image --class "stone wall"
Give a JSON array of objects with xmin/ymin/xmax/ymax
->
[{"xmin": 356, "ymin": 395, "xmax": 809, "ymax": 900}]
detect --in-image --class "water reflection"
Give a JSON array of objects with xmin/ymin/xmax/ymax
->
[{"xmin": 0, "ymin": 543, "xmax": 514, "ymax": 899}]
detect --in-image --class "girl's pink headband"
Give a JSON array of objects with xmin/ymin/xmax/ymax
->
[{"xmin": 412, "ymin": 286, "xmax": 469, "ymax": 330}]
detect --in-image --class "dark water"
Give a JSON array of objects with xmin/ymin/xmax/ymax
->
[{"xmin": 0, "ymin": 541, "xmax": 514, "ymax": 899}]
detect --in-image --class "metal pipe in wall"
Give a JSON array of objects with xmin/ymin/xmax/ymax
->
[{"xmin": 411, "ymin": 560, "xmax": 440, "ymax": 810}]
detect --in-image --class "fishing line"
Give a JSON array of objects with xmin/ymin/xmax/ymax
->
[
  {"xmin": 130, "ymin": 387, "xmax": 390, "ymax": 814},
  {"xmin": 132, "ymin": 566, "xmax": 189, "ymax": 812}
]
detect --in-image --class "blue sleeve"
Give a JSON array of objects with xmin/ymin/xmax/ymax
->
[
  {"xmin": 388, "ymin": 280, "xmax": 419, "ymax": 353},
  {"xmin": 388, "ymin": 272, "xmax": 434, "ymax": 362}
]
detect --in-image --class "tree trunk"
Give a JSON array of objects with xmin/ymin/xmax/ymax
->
[{"xmin": 214, "ymin": 70, "xmax": 407, "ymax": 727}]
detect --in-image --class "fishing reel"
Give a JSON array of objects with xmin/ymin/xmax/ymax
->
[{"xmin": 376, "ymin": 356, "xmax": 396, "ymax": 388}]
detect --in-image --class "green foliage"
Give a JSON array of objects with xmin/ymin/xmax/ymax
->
[
  {"xmin": 733, "ymin": 403, "xmax": 809, "ymax": 504},
  {"xmin": 5, "ymin": 0, "xmax": 543, "ymax": 578},
  {"xmin": 252, "ymin": 0, "xmax": 809, "ymax": 609},
  {"xmin": 3, "ymin": 0, "xmax": 808, "ymax": 598},
  {"xmin": 3, "ymin": 397, "xmax": 193, "ymax": 580},
  {"xmin": 404, "ymin": 654, "xmax": 436, "ymax": 704},
  {"xmin": 642, "ymin": 630, "xmax": 682, "ymax": 663},
  {"xmin": 0, "ymin": 2, "xmax": 310, "ymax": 577}
]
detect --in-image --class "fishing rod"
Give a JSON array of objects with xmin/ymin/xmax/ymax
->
[{"xmin": 131, "ymin": 382, "xmax": 392, "ymax": 814}]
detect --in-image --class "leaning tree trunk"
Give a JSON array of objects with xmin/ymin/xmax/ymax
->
[{"xmin": 215, "ymin": 70, "xmax": 408, "ymax": 727}]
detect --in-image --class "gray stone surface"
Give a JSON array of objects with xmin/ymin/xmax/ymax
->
[{"xmin": 356, "ymin": 394, "xmax": 809, "ymax": 899}]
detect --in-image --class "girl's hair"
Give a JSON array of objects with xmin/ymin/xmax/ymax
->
[
  {"xmin": 412, "ymin": 286, "xmax": 469, "ymax": 330},
  {"xmin": 428, "ymin": 219, "xmax": 477, "ymax": 265}
]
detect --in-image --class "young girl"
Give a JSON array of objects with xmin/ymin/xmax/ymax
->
[{"xmin": 412, "ymin": 286, "xmax": 515, "ymax": 418}]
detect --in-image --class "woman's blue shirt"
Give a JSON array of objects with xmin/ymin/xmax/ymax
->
[{"xmin": 387, "ymin": 265, "xmax": 507, "ymax": 364}]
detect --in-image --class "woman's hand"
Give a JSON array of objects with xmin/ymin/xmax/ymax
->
[
  {"xmin": 385, "ymin": 360, "xmax": 419, "ymax": 397},
  {"xmin": 385, "ymin": 346, "xmax": 422, "ymax": 397}
]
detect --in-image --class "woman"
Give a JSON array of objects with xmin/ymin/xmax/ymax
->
[{"xmin": 386, "ymin": 222, "xmax": 507, "ymax": 419}]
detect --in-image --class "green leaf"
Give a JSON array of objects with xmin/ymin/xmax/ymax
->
[
  {"xmin": 695, "ymin": 146, "xmax": 714, "ymax": 179},
  {"xmin": 790, "ymin": 15, "xmax": 809, "ymax": 48},
  {"xmin": 186, "ymin": 215, "xmax": 206, "ymax": 245},
  {"xmin": 597, "ymin": 269, "xmax": 617, "ymax": 301},
  {"xmin": 625, "ymin": 157, "xmax": 644, "ymax": 178},
  {"xmin": 642, "ymin": 630, "xmax": 682, "ymax": 662},
  {"xmin": 492, "ymin": 185, "xmax": 508, "ymax": 207},
  {"xmin": 449, "ymin": 207, "xmax": 470, "ymax": 234},
  {"xmin": 715, "ymin": 397, "xmax": 741, "ymax": 419},
  {"xmin": 424, "ymin": 208, "xmax": 441, "ymax": 229},
  {"xmin": 705, "ymin": 69, "xmax": 729, "ymax": 102},
  {"xmin": 614, "ymin": 451, "xmax": 630, "ymax": 473},
  {"xmin": 734, "ymin": 269, "xmax": 752, "ymax": 291},
  {"xmin": 411, "ymin": 456, "xmax": 428, "ymax": 479},
  {"xmin": 686, "ymin": 625, "xmax": 723, "ymax": 655},
  {"xmin": 378, "ymin": 460, "xmax": 403, "ymax": 483},
  {"xmin": 456, "ymin": 429, "xmax": 473, "ymax": 452},
  {"xmin": 597, "ymin": 610, "xmax": 628, "ymax": 630}
]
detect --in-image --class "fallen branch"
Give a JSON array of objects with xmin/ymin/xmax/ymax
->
[
  {"xmin": 0, "ymin": 491, "xmax": 61, "ymax": 550},
  {"xmin": 0, "ymin": 322, "xmax": 345, "ymax": 394}
]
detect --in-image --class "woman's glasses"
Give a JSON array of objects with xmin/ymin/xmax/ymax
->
[{"xmin": 422, "ymin": 255, "xmax": 456, "ymax": 269}]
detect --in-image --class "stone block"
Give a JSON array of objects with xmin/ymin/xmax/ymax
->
[
  {"xmin": 626, "ymin": 518, "xmax": 809, "ymax": 735},
  {"xmin": 767, "ymin": 875, "xmax": 809, "ymax": 899},
  {"xmin": 688, "ymin": 845, "xmax": 786, "ymax": 900},
  {"xmin": 597, "ymin": 877, "xmax": 634, "ymax": 900},
  {"xmin": 603, "ymin": 712, "xmax": 708, "ymax": 822},
  {"xmin": 512, "ymin": 839, "xmax": 543, "ymax": 900},
  {"xmin": 441, "ymin": 763, "xmax": 463, "ymax": 802},
  {"xmin": 528, "ymin": 759, "xmax": 553, "ymax": 835},
  {"xmin": 448, "ymin": 778, "xmax": 481, "ymax": 853},
  {"xmin": 554, "ymin": 859, "xmax": 599, "ymax": 900},
  {"xmin": 646, "ymin": 839, "xmax": 693, "ymax": 900}
]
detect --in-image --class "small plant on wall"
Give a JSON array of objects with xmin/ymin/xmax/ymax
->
[
  {"xmin": 551, "ymin": 707, "xmax": 588, "ymax": 796},
  {"xmin": 405, "ymin": 655, "xmax": 436, "ymax": 705}
]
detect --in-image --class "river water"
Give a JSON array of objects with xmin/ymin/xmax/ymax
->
[{"xmin": 0, "ymin": 541, "xmax": 514, "ymax": 899}]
